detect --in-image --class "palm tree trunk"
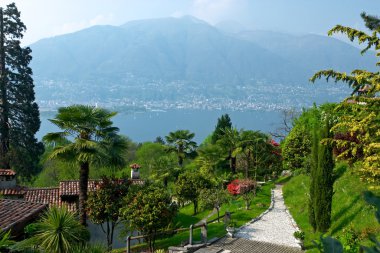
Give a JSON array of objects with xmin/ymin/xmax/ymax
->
[{"xmin": 79, "ymin": 162, "xmax": 89, "ymax": 226}]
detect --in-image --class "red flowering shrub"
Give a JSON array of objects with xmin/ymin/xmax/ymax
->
[
  {"xmin": 227, "ymin": 179, "xmax": 240, "ymax": 195},
  {"xmin": 227, "ymin": 179, "xmax": 257, "ymax": 210},
  {"xmin": 227, "ymin": 179, "xmax": 257, "ymax": 195}
]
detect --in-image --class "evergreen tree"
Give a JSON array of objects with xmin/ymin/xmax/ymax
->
[
  {"xmin": 309, "ymin": 122, "xmax": 319, "ymax": 232},
  {"xmin": 314, "ymin": 116, "xmax": 334, "ymax": 232},
  {"xmin": 0, "ymin": 3, "xmax": 43, "ymax": 176},
  {"xmin": 211, "ymin": 114, "xmax": 232, "ymax": 144},
  {"xmin": 308, "ymin": 116, "xmax": 335, "ymax": 233}
]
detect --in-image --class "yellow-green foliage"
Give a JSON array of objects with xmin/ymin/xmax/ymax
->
[
  {"xmin": 331, "ymin": 101, "xmax": 380, "ymax": 183},
  {"xmin": 283, "ymin": 168, "xmax": 380, "ymax": 251},
  {"xmin": 310, "ymin": 13, "xmax": 380, "ymax": 184}
]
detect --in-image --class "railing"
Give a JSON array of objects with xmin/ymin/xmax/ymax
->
[{"xmin": 125, "ymin": 211, "xmax": 233, "ymax": 253}]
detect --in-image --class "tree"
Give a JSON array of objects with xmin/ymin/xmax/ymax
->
[
  {"xmin": 310, "ymin": 13, "xmax": 380, "ymax": 183},
  {"xmin": 43, "ymin": 105, "xmax": 127, "ymax": 226},
  {"xmin": 175, "ymin": 172, "xmax": 212, "ymax": 215},
  {"xmin": 211, "ymin": 114, "xmax": 232, "ymax": 144},
  {"xmin": 238, "ymin": 130, "xmax": 273, "ymax": 180},
  {"xmin": 165, "ymin": 130, "xmax": 197, "ymax": 167},
  {"xmin": 199, "ymin": 187, "xmax": 230, "ymax": 222},
  {"xmin": 122, "ymin": 185, "xmax": 177, "ymax": 253},
  {"xmin": 14, "ymin": 206, "xmax": 89, "ymax": 253},
  {"xmin": 309, "ymin": 116, "xmax": 335, "ymax": 233},
  {"xmin": 0, "ymin": 3, "xmax": 43, "ymax": 177},
  {"xmin": 218, "ymin": 128, "xmax": 241, "ymax": 174},
  {"xmin": 87, "ymin": 177, "xmax": 130, "ymax": 251},
  {"xmin": 149, "ymin": 155, "xmax": 179, "ymax": 187},
  {"xmin": 195, "ymin": 144, "xmax": 226, "ymax": 178},
  {"xmin": 270, "ymin": 108, "xmax": 300, "ymax": 140}
]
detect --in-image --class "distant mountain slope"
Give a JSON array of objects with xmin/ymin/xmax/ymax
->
[
  {"xmin": 30, "ymin": 16, "xmax": 307, "ymax": 85},
  {"xmin": 235, "ymin": 30, "xmax": 377, "ymax": 73}
]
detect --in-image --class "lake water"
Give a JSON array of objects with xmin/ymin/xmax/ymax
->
[{"xmin": 38, "ymin": 109, "xmax": 284, "ymax": 143}]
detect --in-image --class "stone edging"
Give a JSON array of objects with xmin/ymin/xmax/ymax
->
[{"xmin": 283, "ymin": 196, "xmax": 303, "ymax": 247}]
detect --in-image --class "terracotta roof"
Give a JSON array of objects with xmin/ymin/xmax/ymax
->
[
  {"xmin": 0, "ymin": 169, "xmax": 16, "ymax": 176},
  {"xmin": 0, "ymin": 199, "xmax": 47, "ymax": 234},
  {"xmin": 59, "ymin": 180, "xmax": 100, "ymax": 196},
  {"xmin": 0, "ymin": 186, "xmax": 27, "ymax": 196},
  {"xmin": 24, "ymin": 188, "xmax": 61, "ymax": 206}
]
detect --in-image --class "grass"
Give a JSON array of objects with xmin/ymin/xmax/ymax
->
[
  {"xmin": 112, "ymin": 182, "xmax": 274, "ymax": 252},
  {"xmin": 282, "ymin": 168, "xmax": 380, "ymax": 252}
]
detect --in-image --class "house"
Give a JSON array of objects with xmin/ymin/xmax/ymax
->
[
  {"xmin": 0, "ymin": 169, "xmax": 17, "ymax": 189},
  {"xmin": 0, "ymin": 199, "xmax": 47, "ymax": 238}
]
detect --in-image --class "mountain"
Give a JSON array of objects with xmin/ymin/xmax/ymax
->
[
  {"xmin": 31, "ymin": 16, "xmax": 304, "ymax": 85},
  {"xmin": 29, "ymin": 16, "xmax": 376, "ymax": 110},
  {"xmin": 234, "ymin": 30, "xmax": 377, "ymax": 74}
]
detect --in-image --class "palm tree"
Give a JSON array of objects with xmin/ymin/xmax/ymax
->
[
  {"xmin": 195, "ymin": 144, "xmax": 225, "ymax": 177},
  {"xmin": 165, "ymin": 130, "xmax": 197, "ymax": 167},
  {"xmin": 239, "ymin": 130, "xmax": 269, "ymax": 179},
  {"xmin": 14, "ymin": 206, "xmax": 89, "ymax": 253},
  {"xmin": 218, "ymin": 128, "xmax": 241, "ymax": 174},
  {"xmin": 43, "ymin": 105, "xmax": 127, "ymax": 225}
]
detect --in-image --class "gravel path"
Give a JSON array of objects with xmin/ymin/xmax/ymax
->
[{"xmin": 235, "ymin": 184, "xmax": 301, "ymax": 249}]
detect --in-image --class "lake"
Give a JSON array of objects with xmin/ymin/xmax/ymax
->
[{"xmin": 38, "ymin": 109, "xmax": 284, "ymax": 143}]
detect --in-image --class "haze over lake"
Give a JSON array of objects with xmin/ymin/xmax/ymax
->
[{"xmin": 39, "ymin": 109, "xmax": 283, "ymax": 143}]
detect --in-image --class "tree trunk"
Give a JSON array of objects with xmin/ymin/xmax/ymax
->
[
  {"xmin": 163, "ymin": 177, "xmax": 168, "ymax": 187},
  {"xmin": 246, "ymin": 150, "xmax": 251, "ymax": 179},
  {"xmin": 193, "ymin": 200, "xmax": 198, "ymax": 215},
  {"xmin": 0, "ymin": 9, "xmax": 10, "ymax": 169},
  {"xmin": 230, "ymin": 156, "xmax": 236, "ymax": 174},
  {"xmin": 79, "ymin": 162, "xmax": 89, "ymax": 226}
]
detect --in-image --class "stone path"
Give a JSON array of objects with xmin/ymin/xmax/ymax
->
[{"xmin": 235, "ymin": 184, "xmax": 301, "ymax": 249}]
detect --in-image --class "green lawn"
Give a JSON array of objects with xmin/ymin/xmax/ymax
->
[
  {"xmin": 113, "ymin": 182, "xmax": 274, "ymax": 252},
  {"xmin": 282, "ymin": 168, "xmax": 380, "ymax": 252}
]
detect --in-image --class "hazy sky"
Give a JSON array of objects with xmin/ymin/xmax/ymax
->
[{"xmin": 2, "ymin": 0, "xmax": 380, "ymax": 45}]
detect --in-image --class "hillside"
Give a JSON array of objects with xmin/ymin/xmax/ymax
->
[
  {"xmin": 282, "ymin": 167, "xmax": 380, "ymax": 252},
  {"xmin": 29, "ymin": 16, "xmax": 375, "ymax": 110}
]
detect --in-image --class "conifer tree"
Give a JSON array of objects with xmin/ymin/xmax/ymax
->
[
  {"xmin": 0, "ymin": 3, "xmax": 43, "ymax": 176},
  {"xmin": 308, "ymin": 116, "xmax": 335, "ymax": 232},
  {"xmin": 211, "ymin": 114, "xmax": 232, "ymax": 144},
  {"xmin": 314, "ymin": 116, "xmax": 334, "ymax": 232},
  {"xmin": 308, "ymin": 122, "xmax": 319, "ymax": 232}
]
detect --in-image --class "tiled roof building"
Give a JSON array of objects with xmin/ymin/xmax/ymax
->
[
  {"xmin": 0, "ymin": 199, "xmax": 47, "ymax": 237},
  {"xmin": 24, "ymin": 187, "xmax": 61, "ymax": 206}
]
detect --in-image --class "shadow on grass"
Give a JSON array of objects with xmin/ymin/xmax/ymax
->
[
  {"xmin": 331, "ymin": 206, "xmax": 363, "ymax": 235},
  {"xmin": 276, "ymin": 176, "xmax": 293, "ymax": 185},
  {"xmin": 332, "ymin": 195, "xmax": 360, "ymax": 221}
]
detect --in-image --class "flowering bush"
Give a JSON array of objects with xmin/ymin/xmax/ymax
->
[
  {"xmin": 227, "ymin": 179, "xmax": 257, "ymax": 210},
  {"xmin": 227, "ymin": 179, "xmax": 241, "ymax": 195}
]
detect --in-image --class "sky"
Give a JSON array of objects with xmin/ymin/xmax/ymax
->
[{"xmin": 2, "ymin": 0, "xmax": 380, "ymax": 45}]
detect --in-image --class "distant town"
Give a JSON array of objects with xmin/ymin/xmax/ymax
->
[{"xmin": 36, "ymin": 79, "xmax": 350, "ymax": 112}]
